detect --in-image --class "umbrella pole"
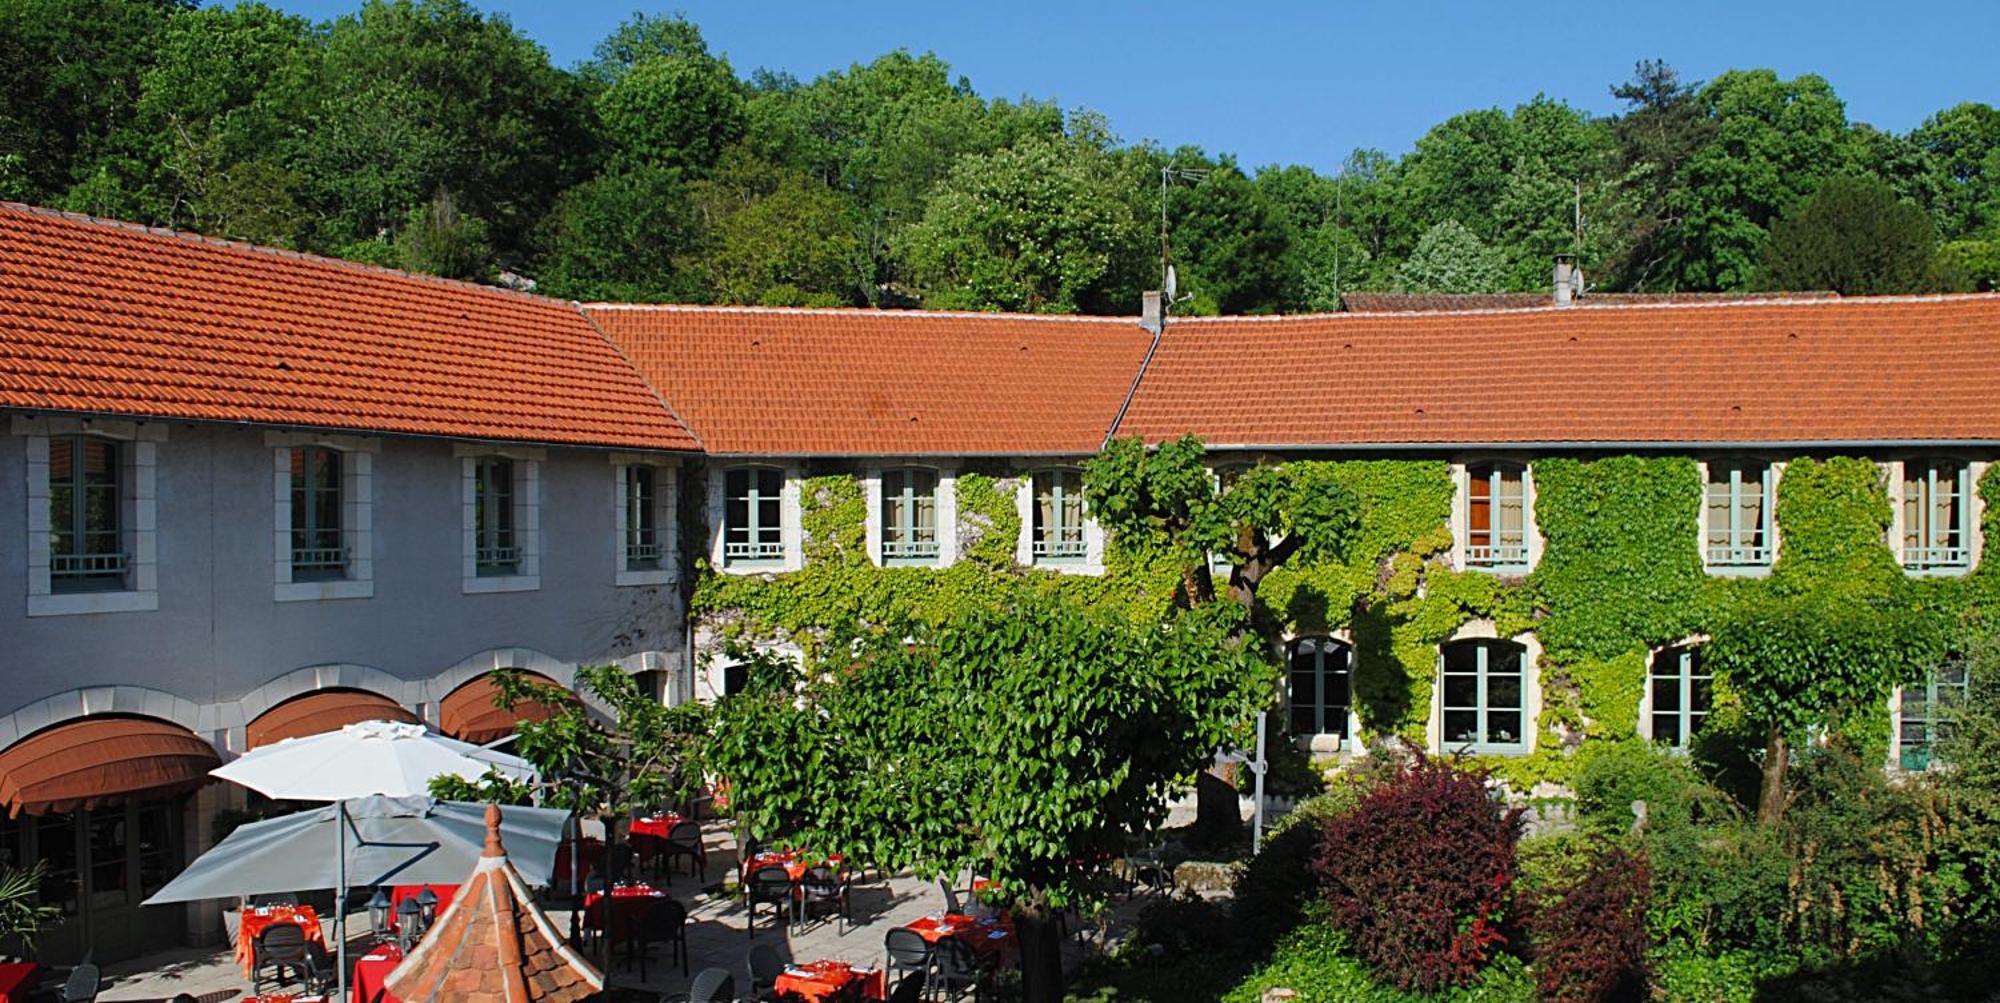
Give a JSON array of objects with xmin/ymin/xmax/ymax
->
[{"xmin": 336, "ymin": 799, "xmax": 348, "ymax": 1003}]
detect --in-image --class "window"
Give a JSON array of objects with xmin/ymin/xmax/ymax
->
[
  {"xmin": 1441, "ymin": 639, "xmax": 1528, "ymax": 752},
  {"xmin": 474, "ymin": 457, "xmax": 518, "ymax": 575},
  {"xmin": 289, "ymin": 446, "xmax": 345, "ymax": 580},
  {"xmin": 1032, "ymin": 470, "xmax": 1087, "ymax": 562},
  {"xmin": 1902, "ymin": 459, "xmax": 1972, "ymax": 572},
  {"xmin": 135, "ymin": 801, "xmax": 176, "ymax": 898},
  {"xmin": 1289, "ymin": 637, "xmax": 1352, "ymax": 739},
  {"xmin": 1648, "ymin": 647, "xmax": 1712, "ymax": 749},
  {"xmin": 1899, "ymin": 656, "xmax": 1970, "ymax": 770},
  {"xmin": 1210, "ymin": 463, "xmax": 1252, "ymax": 577},
  {"xmin": 36, "ymin": 814, "xmax": 78, "ymax": 917},
  {"xmin": 48, "ymin": 436, "xmax": 125, "ymax": 592},
  {"xmin": 87, "ymin": 812, "xmax": 126, "ymax": 901},
  {"xmin": 624, "ymin": 466, "xmax": 660, "ymax": 571},
  {"xmin": 1465, "ymin": 463, "xmax": 1528, "ymax": 571},
  {"xmin": 724, "ymin": 467, "xmax": 785, "ymax": 566},
  {"xmin": 881, "ymin": 468, "xmax": 940, "ymax": 564},
  {"xmin": 1705, "ymin": 461, "xmax": 1774, "ymax": 569}
]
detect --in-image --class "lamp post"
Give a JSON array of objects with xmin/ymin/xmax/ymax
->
[{"xmin": 367, "ymin": 888, "xmax": 390, "ymax": 943}]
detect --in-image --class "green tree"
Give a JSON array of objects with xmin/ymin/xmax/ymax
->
[
  {"xmin": 709, "ymin": 597, "xmax": 1269, "ymax": 1003},
  {"xmin": 396, "ymin": 188, "xmax": 492, "ymax": 280},
  {"xmin": 1758, "ymin": 174, "xmax": 1937, "ymax": 294},
  {"xmin": 573, "ymin": 11, "xmax": 709, "ymax": 87},
  {"xmin": 897, "ymin": 132, "xmax": 1142, "ymax": 313},
  {"xmin": 1602, "ymin": 60, "xmax": 1717, "ymax": 290},
  {"xmin": 594, "ymin": 47, "xmax": 744, "ymax": 175},
  {"xmin": 533, "ymin": 165, "xmax": 699, "ymax": 302},
  {"xmin": 1154, "ymin": 154, "xmax": 1297, "ymax": 314},
  {"xmin": 1910, "ymin": 102, "xmax": 2000, "ymax": 241},
  {"xmin": 682, "ymin": 150, "xmax": 861, "ymax": 306},
  {"xmin": 1393, "ymin": 220, "xmax": 1508, "ymax": 293},
  {"xmin": 0, "ymin": 0, "xmax": 173, "ymax": 204}
]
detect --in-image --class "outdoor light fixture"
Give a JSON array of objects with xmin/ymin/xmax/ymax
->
[
  {"xmin": 416, "ymin": 886, "xmax": 440, "ymax": 927},
  {"xmin": 367, "ymin": 887, "xmax": 390, "ymax": 939}
]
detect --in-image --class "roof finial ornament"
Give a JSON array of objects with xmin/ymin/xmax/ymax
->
[{"xmin": 483, "ymin": 802, "xmax": 505, "ymax": 858}]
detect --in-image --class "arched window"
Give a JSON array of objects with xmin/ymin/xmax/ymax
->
[
  {"xmin": 1440, "ymin": 639, "xmax": 1528, "ymax": 753},
  {"xmin": 1464, "ymin": 462, "xmax": 1528, "ymax": 571},
  {"xmin": 1902, "ymin": 459, "xmax": 1972, "ymax": 573},
  {"xmin": 723, "ymin": 466, "xmax": 785, "ymax": 567},
  {"xmin": 881, "ymin": 468, "xmax": 940, "ymax": 564},
  {"xmin": 1031, "ymin": 469, "xmax": 1087, "ymax": 563},
  {"xmin": 1288, "ymin": 637, "xmax": 1352, "ymax": 738},
  {"xmin": 1648, "ymin": 646, "xmax": 1711, "ymax": 749}
]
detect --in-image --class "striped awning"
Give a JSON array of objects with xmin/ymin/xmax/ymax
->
[
  {"xmin": 0, "ymin": 715, "xmax": 219, "ymax": 816},
  {"xmin": 438, "ymin": 673, "xmax": 572, "ymax": 745},
  {"xmin": 246, "ymin": 689, "xmax": 419, "ymax": 750}
]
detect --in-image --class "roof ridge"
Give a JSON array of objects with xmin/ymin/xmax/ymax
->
[
  {"xmin": 0, "ymin": 201, "xmax": 567, "ymax": 309},
  {"xmin": 581, "ymin": 301, "xmax": 1139, "ymax": 324},
  {"xmin": 573, "ymin": 302, "xmax": 705, "ymax": 451},
  {"xmin": 1183, "ymin": 291, "xmax": 2000, "ymax": 323}
]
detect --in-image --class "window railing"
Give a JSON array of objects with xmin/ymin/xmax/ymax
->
[
  {"xmin": 882, "ymin": 539, "xmax": 940, "ymax": 561},
  {"xmin": 625, "ymin": 541, "xmax": 661, "ymax": 568},
  {"xmin": 724, "ymin": 539, "xmax": 785, "ymax": 563},
  {"xmin": 1904, "ymin": 545, "xmax": 1971, "ymax": 571},
  {"xmin": 51, "ymin": 552, "xmax": 128, "ymax": 590},
  {"xmin": 1465, "ymin": 543, "xmax": 1528, "ymax": 567},
  {"xmin": 1033, "ymin": 538, "xmax": 1088, "ymax": 560},
  {"xmin": 476, "ymin": 545, "xmax": 521, "ymax": 574},
  {"xmin": 290, "ymin": 546, "xmax": 349, "ymax": 579},
  {"xmin": 1705, "ymin": 544, "xmax": 1773, "ymax": 567}
]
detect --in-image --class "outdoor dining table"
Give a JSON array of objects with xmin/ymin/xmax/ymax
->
[
  {"xmin": 386, "ymin": 884, "xmax": 457, "ymax": 932},
  {"xmin": 234, "ymin": 904, "xmax": 328, "ymax": 978},
  {"xmin": 552, "ymin": 837, "xmax": 603, "ymax": 889},
  {"xmin": 903, "ymin": 913, "xmax": 1019, "ymax": 968},
  {"xmin": 0, "ymin": 962, "xmax": 39, "ymax": 1003},
  {"xmin": 240, "ymin": 994, "xmax": 328, "ymax": 1003},
  {"xmin": 742, "ymin": 849, "xmax": 844, "ymax": 882},
  {"xmin": 627, "ymin": 813, "xmax": 683, "ymax": 866},
  {"xmin": 348, "ymin": 942, "xmax": 403, "ymax": 1003},
  {"xmin": 771, "ymin": 960, "xmax": 887, "ymax": 1002},
  {"xmin": 582, "ymin": 883, "xmax": 671, "ymax": 941}
]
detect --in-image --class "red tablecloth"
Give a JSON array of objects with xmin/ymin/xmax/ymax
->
[
  {"xmin": 349, "ymin": 944, "xmax": 402, "ymax": 1003},
  {"xmin": 772, "ymin": 961, "xmax": 886, "ymax": 1002},
  {"xmin": 582, "ymin": 885, "xmax": 671, "ymax": 941},
  {"xmin": 387, "ymin": 884, "xmax": 457, "ymax": 932},
  {"xmin": 904, "ymin": 913, "xmax": 1017, "ymax": 968},
  {"xmin": 743, "ymin": 849, "xmax": 844, "ymax": 883},
  {"xmin": 0, "ymin": 963, "xmax": 40, "ymax": 1003},
  {"xmin": 628, "ymin": 814, "xmax": 684, "ymax": 863},
  {"xmin": 236, "ymin": 905, "xmax": 327, "ymax": 977},
  {"xmin": 552, "ymin": 837, "xmax": 603, "ymax": 890},
  {"xmin": 240, "ymin": 995, "xmax": 327, "ymax": 1003}
]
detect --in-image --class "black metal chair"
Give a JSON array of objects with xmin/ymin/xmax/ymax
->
[
  {"xmin": 797, "ymin": 866, "xmax": 850, "ymax": 934},
  {"xmin": 676, "ymin": 967, "xmax": 735, "ymax": 1003},
  {"xmin": 59, "ymin": 956, "xmax": 99, "ymax": 1003},
  {"xmin": 931, "ymin": 936, "xmax": 988, "ymax": 1002},
  {"xmin": 883, "ymin": 927, "xmax": 934, "ymax": 997},
  {"xmin": 625, "ymin": 897, "xmax": 689, "ymax": 981},
  {"xmin": 661, "ymin": 820, "xmax": 706, "ymax": 882},
  {"xmin": 937, "ymin": 878, "xmax": 962, "ymax": 916},
  {"xmin": 887, "ymin": 973, "xmax": 925, "ymax": 1003},
  {"xmin": 745, "ymin": 865, "xmax": 794, "ymax": 939},
  {"xmin": 744, "ymin": 942, "xmax": 785, "ymax": 1001},
  {"xmin": 252, "ymin": 923, "xmax": 315, "ymax": 994}
]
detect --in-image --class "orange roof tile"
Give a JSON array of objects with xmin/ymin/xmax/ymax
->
[
  {"xmin": 0, "ymin": 203, "xmax": 696, "ymax": 451},
  {"xmin": 385, "ymin": 804, "xmax": 603, "ymax": 1003},
  {"xmin": 1116, "ymin": 296, "xmax": 2000, "ymax": 447},
  {"xmin": 584, "ymin": 304, "xmax": 1153, "ymax": 455},
  {"xmin": 1339, "ymin": 290, "xmax": 1839, "ymax": 312}
]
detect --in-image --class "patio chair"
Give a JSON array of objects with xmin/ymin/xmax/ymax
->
[
  {"xmin": 883, "ymin": 927, "xmax": 933, "ymax": 996},
  {"xmin": 675, "ymin": 967, "xmax": 734, "ymax": 1003},
  {"xmin": 937, "ymin": 878, "xmax": 962, "ymax": 916},
  {"xmin": 252, "ymin": 923, "xmax": 313, "ymax": 994},
  {"xmin": 743, "ymin": 942, "xmax": 784, "ymax": 1000},
  {"xmin": 625, "ymin": 897, "xmax": 688, "ymax": 982},
  {"xmin": 58, "ymin": 955, "xmax": 99, "ymax": 1003},
  {"xmin": 931, "ymin": 937, "xmax": 988, "ymax": 1002},
  {"xmin": 660, "ymin": 820, "xmax": 706, "ymax": 882},
  {"xmin": 745, "ymin": 865, "xmax": 794, "ymax": 940},
  {"xmin": 887, "ymin": 973, "xmax": 925, "ymax": 1003},
  {"xmin": 797, "ymin": 866, "xmax": 850, "ymax": 934}
]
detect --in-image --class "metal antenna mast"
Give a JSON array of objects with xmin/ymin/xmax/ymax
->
[{"xmin": 1159, "ymin": 164, "xmax": 1209, "ymax": 304}]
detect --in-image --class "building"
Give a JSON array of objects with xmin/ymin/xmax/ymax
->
[{"xmin": 5, "ymin": 201, "xmax": 1999, "ymax": 961}]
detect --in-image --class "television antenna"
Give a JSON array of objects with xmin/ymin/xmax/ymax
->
[{"xmin": 1160, "ymin": 165, "xmax": 1209, "ymax": 306}]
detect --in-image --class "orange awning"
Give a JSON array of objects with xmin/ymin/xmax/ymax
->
[
  {"xmin": 246, "ymin": 688, "xmax": 419, "ymax": 750},
  {"xmin": 0, "ymin": 715, "xmax": 219, "ymax": 817},
  {"xmin": 438, "ymin": 673, "xmax": 572, "ymax": 745}
]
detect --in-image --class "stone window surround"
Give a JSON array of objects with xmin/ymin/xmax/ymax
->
[
  {"xmin": 1886, "ymin": 456, "xmax": 1986, "ymax": 577},
  {"xmin": 1697, "ymin": 458, "xmax": 1784, "ymax": 577},
  {"xmin": 457, "ymin": 445, "xmax": 542, "ymax": 594},
  {"xmin": 1013, "ymin": 465, "xmax": 1106, "ymax": 575},
  {"xmin": 862, "ymin": 465, "xmax": 957, "ymax": 568},
  {"xmin": 1448, "ymin": 457, "xmax": 1543, "ymax": 574},
  {"xmin": 1282, "ymin": 629, "xmax": 1359, "ymax": 757},
  {"xmin": 268, "ymin": 432, "xmax": 378, "ymax": 602},
  {"xmin": 612, "ymin": 454, "xmax": 678, "ymax": 587},
  {"xmin": 707, "ymin": 462, "xmax": 803, "ymax": 574},
  {"xmin": 1431, "ymin": 621, "xmax": 1542, "ymax": 757},
  {"xmin": 15, "ymin": 415, "xmax": 163, "ymax": 617}
]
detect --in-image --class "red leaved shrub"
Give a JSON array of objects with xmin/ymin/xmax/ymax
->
[
  {"xmin": 1530, "ymin": 847, "xmax": 1652, "ymax": 1003},
  {"xmin": 1314, "ymin": 753, "xmax": 1524, "ymax": 991}
]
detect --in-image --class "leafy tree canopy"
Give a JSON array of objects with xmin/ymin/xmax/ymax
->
[{"xmin": 1759, "ymin": 174, "xmax": 1938, "ymax": 294}]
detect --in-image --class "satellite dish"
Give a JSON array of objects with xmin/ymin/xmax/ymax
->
[{"xmin": 1165, "ymin": 265, "xmax": 1179, "ymax": 299}]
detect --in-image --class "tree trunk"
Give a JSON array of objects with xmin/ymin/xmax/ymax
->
[
  {"xmin": 1014, "ymin": 900, "xmax": 1066, "ymax": 1003},
  {"xmin": 1758, "ymin": 725, "xmax": 1789, "ymax": 826}
]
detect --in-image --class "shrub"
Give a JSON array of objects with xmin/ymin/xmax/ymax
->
[
  {"xmin": 1220, "ymin": 910, "xmax": 1534, "ymax": 1003},
  {"xmin": 1236, "ymin": 778, "xmax": 1374, "ymax": 943},
  {"xmin": 1315, "ymin": 754, "xmax": 1524, "ymax": 992},
  {"xmin": 1528, "ymin": 846, "xmax": 1651, "ymax": 1003}
]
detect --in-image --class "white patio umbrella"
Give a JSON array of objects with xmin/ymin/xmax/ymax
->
[{"xmin": 208, "ymin": 720, "xmax": 540, "ymax": 999}]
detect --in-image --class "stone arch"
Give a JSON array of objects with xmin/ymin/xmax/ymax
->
[
  {"xmin": 420, "ymin": 647, "xmax": 576, "ymax": 709},
  {"xmin": 223, "ymin": 663, "xmax": 418, "ymax": 735},
  {"xmin": 0, "ymin": 685, "xmax": 204, "ymax": 753}
]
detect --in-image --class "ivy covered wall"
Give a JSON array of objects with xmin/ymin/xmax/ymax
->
[{"xmin": 686, "ymin": 453, "xmax": 2000, "ymax": 791}]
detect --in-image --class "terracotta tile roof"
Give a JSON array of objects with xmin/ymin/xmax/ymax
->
[
  {"xmin": 0, "ymin": 203, "xmax": 696, "ymax": 451},
  {"xmin": 386, "ymin": 804, "xmax": 603, "ymax": 1003},
  {"xmin": 1116, "ymin": 295, "xmax": 2000, "ymax": 447},
  {"xmin": 584, "ymin": 304, "xmax": 1153, "ymax": 455},
  {"xmin": 1339, "ymin": 291, "xmax": 1839, "ymax": 312}
]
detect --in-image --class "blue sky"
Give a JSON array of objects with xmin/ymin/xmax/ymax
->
[{"xmin": 251, "ymin": 0, "xmax": 1997, "ymax": 173}]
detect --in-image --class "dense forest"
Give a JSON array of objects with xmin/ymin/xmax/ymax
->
[{"xmin": 4, "ymin": 0, "xmax": 1997, "ymax": 312}]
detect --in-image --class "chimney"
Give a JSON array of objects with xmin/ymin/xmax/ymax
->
[
  {"xmin": 1140, "ymin": 290, "xmax": 1164, "ymax": 334},
  {"xmin": 1553, "ymin": 254, "xmax": 1582, "ymax": 306}
]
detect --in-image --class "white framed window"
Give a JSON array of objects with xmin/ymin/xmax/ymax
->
[
  {"xmin": 1209, "ymin": 462, "xmax": 1253, "ymax": 580},
  {"xmin": 1895, "ymin": 655, "xmax": 1970, "ymax": 771},
  {"xmin": 1898, "ymin": 459, "xmax": 1974, "ymax": 574},
  {"xmin": 16, "ymin": 416, "xmax": 162, "ymax": 616},
  {"xmin": 865, "ymin": 467, "xmax": 955, "ymax": 567},
  {"xmin": 720, "ymin": 466, "xmax": 786, "ymax": 569},
  {"xmin": 1439, "ymin": 638, "xmax": 1530, "ymax": 754},
  {"xmin": 614, "ymin": 456, "xmax": 676, "ymax": 587},
  {"xmin": 1030, "ymin": 469, "xmax": 1087, "ymax": 563},
  {"xmin": 1644, "ymin": 646, "xmax": 1711, "ymax": 749},
  {"xmin": 1288, "ymin": 636, "xmax": 1353, "ymax": 745},
  {"xmin": 458, "ymin": 446, "xmax": 541, "ymax": 593},
  {"xmin": 1702, "ymin": 460, "xmax": 1775, "ymax": 572},
  {"xmin": 268, "ymin": 433, "xmax": 375, "ymax": 602},
  {"xmin": 1458, "ymin": 461, "xmax": 1533, "ymax": 573}
]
